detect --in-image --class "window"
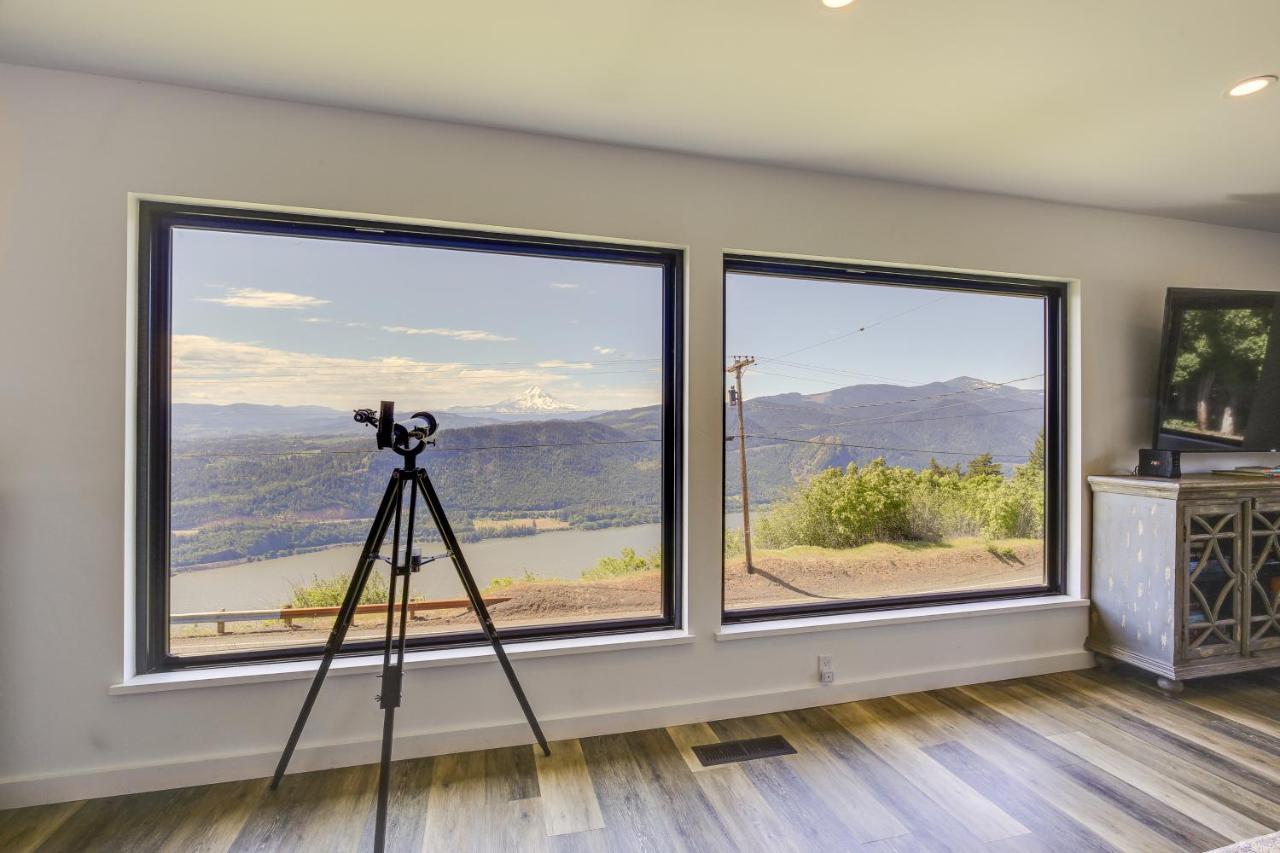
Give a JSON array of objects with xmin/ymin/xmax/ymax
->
[
  {"xmin": 136, "ymin": 201, "xmax": 681, "ymax": 671},
  {"xmin": 722, "ymin": 256, "xmax": 1064, "ymax": 620}
]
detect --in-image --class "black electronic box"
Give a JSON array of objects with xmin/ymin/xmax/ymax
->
[{"xmin": 1139, "ymin": 448, "xmax": 1181, "ymax": 479}]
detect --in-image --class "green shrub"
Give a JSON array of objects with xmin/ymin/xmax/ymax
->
[
  {"xmin": 484, "ymin": 569, "xmax": 547, "ymax": 594},
  {"xmin": 750, "ymin": 434, "xmax": 1045, "ymax": 550},
  {"xmin": 724, "ymin": 527, "xmax": 745, "ymax": 558},
  {"xmin": 289, "ymin": 571, "xmax": 388, "ymax": 608},
  {"xmin": 485, "ymin": 575, "xmax": 516, "ymax": 593},
  {"xmin": 759, "ymin": 460, "xmax": 916, "ymax": 549},
  {"xmin": 910, "ymin": 468, "xmax": 992, "ymax": 539},
  {"xmin": 581, "ymin": 547, "xmax": 662, "ymax": 580}
]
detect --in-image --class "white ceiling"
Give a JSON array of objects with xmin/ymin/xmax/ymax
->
[{"xmin": 2, "ymin": 0, "xmax": 1279, "ymax": 231}]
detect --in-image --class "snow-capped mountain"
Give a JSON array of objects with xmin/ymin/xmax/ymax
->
[{"xmin": 449, "ymin": 386, "xmax": 594, "ymax": 418}]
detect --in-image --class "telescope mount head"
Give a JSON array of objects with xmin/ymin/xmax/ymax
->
[{"xmin": 353, "ymin": 401, "xmax": 438, "ymax": 467}]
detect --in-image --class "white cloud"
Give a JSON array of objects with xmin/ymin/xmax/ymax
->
[
  {"xmin": 537, "ymin": 360, "xmax": 593, "ymax": 369},
  {"xmin": 170, "ymin": 334, "xmax": 659, "ymax": 410},
  {"xmin": 303, "ymin": 317, "xmax": 367, "ymax": 328},
  {"xmin": 549, "ymin": 283, "xmax": 579, "ymax": 290},
  {"xmin": 199, "ymin": 287, "xmax": 330, "ymax": 309},
  {"xmin": 592, "ymin": 346, "xmax": 617, "ymax": 355},
  {"xmin": 382, "ymin": 325, "xmax": 515, "ymax": 342},
  {"xmin": 558, "ymin": 381, "xmax": 662, "ymax": 410}
]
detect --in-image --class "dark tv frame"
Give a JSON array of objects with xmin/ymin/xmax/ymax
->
[
  {"xmin": 1151, "ymin": 287, "xmax": 1280, "ymax": 453},
  {"xmin": 135, "ymin": 200, "xmax": 684, "ymax": 674}
]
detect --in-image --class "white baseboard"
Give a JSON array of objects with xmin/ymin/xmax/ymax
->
[{"xmin": 0, "ymin": 649, "xmax": 1093, "ymax": 809}]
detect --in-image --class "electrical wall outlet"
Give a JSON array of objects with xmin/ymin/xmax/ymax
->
[{"xmin": 817, "ymin": 655, "xmax": 834, "ymax": 684}]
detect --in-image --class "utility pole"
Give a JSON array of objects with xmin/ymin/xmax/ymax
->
[{"xmin": 727, "ymin": 355, "xmax": 756, "ymax": 574}]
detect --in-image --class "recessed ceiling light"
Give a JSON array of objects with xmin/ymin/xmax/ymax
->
[
  {"xmin": 1227, "ymin": 75, "xmax": 1276, "ymax": 98},
  {"xmin": 822, "ymin": 0, "xmax": 856, "ymax": 8}
]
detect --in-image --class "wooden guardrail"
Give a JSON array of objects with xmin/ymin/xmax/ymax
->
[{"xmin": 171, "ymin": 597, "xmax": 511, "ymax": 634}]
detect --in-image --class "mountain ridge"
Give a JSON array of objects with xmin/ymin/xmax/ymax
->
[
  {"xmin": 450, "ymin": 385, "xmax": 573, "ymax": 414},
  {"xmin": 447, "ymin": 385, "xmax": 607, "ymax": 421}
]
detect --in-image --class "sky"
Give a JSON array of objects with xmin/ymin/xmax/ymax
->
[
  {"xmin": 171, "ymin": 226, "xmax": 1046, "ymax": 413},
  {"xmin": 725, "ymin": 272, "xmax": 1047, "ymax": 400},
  {"xmin": 171, "ymin": 227, "xmax": 665, "ymax": 410}
]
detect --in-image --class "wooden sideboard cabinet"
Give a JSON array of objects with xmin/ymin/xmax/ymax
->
[{"xmin": 1088, "ymin": 474, "xmax": 1280, "ymax": 694}]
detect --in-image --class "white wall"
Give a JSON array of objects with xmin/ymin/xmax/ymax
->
[{"xmin": 3, "ymin": 63, "xmax": 1279, "ymax": 808}]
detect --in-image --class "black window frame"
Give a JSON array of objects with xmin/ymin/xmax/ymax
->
[
  {"xmin": 136, "ymin": 200, "xmax": 683, "ymax": 673},
  {"xmin": 721, "ymin": 254, "xmax": 1067, "ymax": 623}
]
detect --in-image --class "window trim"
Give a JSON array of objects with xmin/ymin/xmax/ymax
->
[
  {"xmin": 720, "ymin": 254, "xmax": 1067, "ymax": 623},
  {"xmin": 135, "ymin": 200, "xmax": 684, "ymax": 674}
]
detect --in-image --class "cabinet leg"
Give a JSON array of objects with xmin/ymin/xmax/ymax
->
[
  {"xmin": 1156, "ymin": 676, "xmax": 1184, "ymax": 697},
  {"xmin": 1094, "ymin": 654, "xmax": 1115, "ymax": 673}
]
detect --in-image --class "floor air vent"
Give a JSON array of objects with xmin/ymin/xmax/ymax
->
[{"xmin": 692, "ymin": 734, "xmax": 796, "ymax": 767}]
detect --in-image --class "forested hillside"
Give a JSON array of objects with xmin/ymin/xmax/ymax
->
[
  {"xmin": 170, "ymin": 419, "xmax": 661, "ymax": 567},
  {"xmin": 170, "ymin": 376, "xmax": 1042, "ymax": 567}
]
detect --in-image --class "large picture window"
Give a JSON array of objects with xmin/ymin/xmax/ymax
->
[
  {"xmin": 722, "ymin": 256, "xmax": 1064, "ymax": 620},
  {"xmin": 136, "ymin": 202, "xmax": 681, "ymax": 671}
]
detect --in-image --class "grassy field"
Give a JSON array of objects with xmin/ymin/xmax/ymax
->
[{"xmin": 471, "ymin": 517, "xmax": 570, "ymax": 534}]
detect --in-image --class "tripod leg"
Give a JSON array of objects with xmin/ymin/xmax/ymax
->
[
  {"xmin": 270, "ymin": 475, "xmax": 402, "ymax": 789},
  {"xmin": 414, "ymin": 470, "xmax": 551, "ymax": 757},
  {"xmin": 373, "ymin": 474, "xmax": 416, "ymax": 853}
]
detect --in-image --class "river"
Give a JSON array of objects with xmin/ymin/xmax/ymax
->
[
  {"xmin": 172, "ymin": 514, "xmax": 746, "ymax": 613},
  {"xmin": 172, "ymin": 524, "xmax": 659, "ymax": 612}
]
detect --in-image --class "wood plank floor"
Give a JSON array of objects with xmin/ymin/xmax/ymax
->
[{"xmin": 3, "ymin": 667, "xmax": 1278, "ymax": 852}]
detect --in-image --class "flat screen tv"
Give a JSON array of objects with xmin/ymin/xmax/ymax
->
[{"xmin": 1154, "ymin": 288, "xmax": 1280, "ymax": 452}]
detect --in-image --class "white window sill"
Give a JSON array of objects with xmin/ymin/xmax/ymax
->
[
  {"xmin": 110, "ymin": 628, "xmax": 695, "ymax": 695},
  {"xmin": 716, "ymin": 594, "xmax": 1088, "ymax": 641}
]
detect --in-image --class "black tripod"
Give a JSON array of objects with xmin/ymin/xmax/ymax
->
[{"xmin": 270, "ymin": 401, "xmax": 550, "ymax": 852}]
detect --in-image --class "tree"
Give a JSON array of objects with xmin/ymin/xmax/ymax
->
[
  {"xmin": 1026, "ymin": 429, "xmax": 1045, "ymax": 471},
  {"xmin": 965, "ymin": 453, "xmax": 1003, "ymax": 479},
  {"xmin": 1171, "ymin": 307, "xmax": 1269, "ymax": 433},
  {"xmin": 928, "ymin": 457, "xmax": 961, "ymax": 477}
]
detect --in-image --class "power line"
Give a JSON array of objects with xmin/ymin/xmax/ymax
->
[
  {"xmin": 750, "ymin": 368, "xmax": 856, "ymax": 386},
  {"xmin": 433, "ymin": 438, "xmax": 660, "ymax": 452},
  {"xmin": 173, "ymin": 449, "xmax": 377, "ymax": 459},
  {"xmin": 411, "ymin": 356, "xmax": 660, "ymax": 368},
  {"xmin": 173, "ymin": 437, "xmax": 662, "ymax": 460},
  {"xmin": 175, "ymin": 366, "xmax": 661, "ymax": 377},
  {"xmin": 755, "ymin": 357, "xmax": 916, "ymax": 385},
  {"xmin": 737, "ymin": 433, "xmax": 1031, "ymax": 459},
  {"xmin": 174, "ymin": 367, "xmax": 660, "ymax": 383},
  {"xmin": 760, "ymin": 293, "xmax": 950, "ymax": 361},
  {"xmin": 174, "ymin": 352, "xmax": 660, "ymax": 369}
]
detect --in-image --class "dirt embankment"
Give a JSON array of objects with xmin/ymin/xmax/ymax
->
[
  {"xmin": 724, "ymin": 538, "xmax": 1044, "ymax": 608},
  {"xmin": 469, "ymin": 537, "xmax": 1043, "ymax": 618},
  {"xmin": 171, "ymin": 538, "xmax": 1043, "ymax": 656}
]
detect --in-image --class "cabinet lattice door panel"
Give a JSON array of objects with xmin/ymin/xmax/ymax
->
[
  {"xmin": 1248, "ymin": 505, "xmax": 1280, "ymax": 653},
  {"xmin": 1182, "ymin": 502, "xmax": 1243, "ymax": 660}
]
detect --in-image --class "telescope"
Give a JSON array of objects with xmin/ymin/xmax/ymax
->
[
  {"xmin": 271, "ymin": 401, "xmax": 548, "ymax": 852},
  {"xmin": 354, "ymin": 402, "xmax": 439, "ymax": 454}
]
